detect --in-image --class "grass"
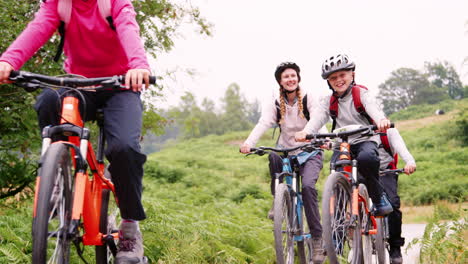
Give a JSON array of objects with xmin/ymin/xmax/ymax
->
[{"xmin": 0, "ymin": 99, "xmax": 467, "ymax": 263}]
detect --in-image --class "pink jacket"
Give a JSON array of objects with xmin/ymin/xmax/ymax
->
[{"xmin": 0, "ymin": 0, "xmax": 149, "ymax": 77}]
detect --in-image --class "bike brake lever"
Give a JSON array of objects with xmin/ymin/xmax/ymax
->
[{"xmin": 16, "ymin": 82, "xmax": 40, "ymax": 92}]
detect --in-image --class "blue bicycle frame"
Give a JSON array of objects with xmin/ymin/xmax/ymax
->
[{"xmin": 275, "ymin": 156, "xmax": 311, "ymax": 242}]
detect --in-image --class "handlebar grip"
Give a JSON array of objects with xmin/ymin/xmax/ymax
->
[
  {"xmin": 120, "ymin": 75, "xmax": 157, "ymax": 85},
  {"xmin": 9, "ymin": 71, "xmax": 20, "ymax": 79},
  {"xmin": 371, "ymin": 123, "xmax": 394, "ymax": 130}
]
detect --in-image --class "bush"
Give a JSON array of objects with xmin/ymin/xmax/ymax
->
[
  {"xmin": 453, "ymin": 106, "xmax": 468, "ymax": 146},
  {"xmin": 408, "ymin": 204, "xmax": 467, "ymax": 263},
  {"xmin": 144, "ymin": 160, "xmax": 185, "ymax": 183}
]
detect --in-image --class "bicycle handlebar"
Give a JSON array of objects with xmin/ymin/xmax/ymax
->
[
  {"xmin": 380, "ymin": 168, "xmax": 405, "ymax": 175},
  {"xmin": 305, "ymin": 123, "xmax": 395, "ymax": 140},
  {"xmin": 9, "ymin": 70, "xmax": 157, "ymax": 91},
  {"xmin": 247, "ymin": 142, "xmax": 323, "ymax": 157}
]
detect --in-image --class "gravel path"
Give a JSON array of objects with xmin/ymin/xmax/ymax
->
[{"xmin": 401, "ymin": 224, "xmax": 426, "ymax": 263}]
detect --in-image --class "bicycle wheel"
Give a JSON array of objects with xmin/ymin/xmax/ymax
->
[
  {"xmin": 96, "ymin": 168, "xmax": 120, "ymax": 264},
  {"xmin": 32, "ymin": 143, "xmax": 74, "ymax": 264},
  {"xmin": 297, "ymin": 237, "xmax": 313, "ymax": 264},
  {"xmin": 358, "ymin": 184, "xmax": 373, "ymax": 264},
  {"xmin": 322, "ymin": 172, "xmax": 362, "ymax": 264},
  {"xmin": 374, "ymin": 218, "xmax": 389, "ymax": 264},
  {"xmin": 274, "ymin": 183, "xmax": 295, "ymax": 264},
  {"xmin": 296, "ymin": 202, "xmax": 311, "ymax": 264}
]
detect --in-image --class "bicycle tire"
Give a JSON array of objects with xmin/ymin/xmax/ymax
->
[
  {"xmin": 375, "ymin": 218, "xmax": 389, "ymax": 264},
  {"xmin": 358, "ymin": 184, "xmax": 373, "ymax": 264},
  {"xmin": 298, "ymin": 237, "xmax": 313, "ymax": 264},
  {"xmin": 96, "ymin": 168, "xmax": 120, "ymax": 264},
  {"xmin": 321, "ymin": 172, "xmax": 362, "ymax": 264},
  {"xmin": 32, "ymin": 143, "xmax": 74, "ymax": 264},
  {"xmin": 274, "ymin": 183, "xmax": 295, "ymax": 264},
  {"xmin": 296, "ymin": 203, "xmax": 310, "ymax": 264}
]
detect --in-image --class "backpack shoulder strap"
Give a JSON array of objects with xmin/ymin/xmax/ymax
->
[
  {"xmin": 351, "ymin": 85, "xmax": 374, "ymax": 124},
  {"xmin": 54, "ymin": 0, "xmax": 72, "ymax": 62},
  {"xmin": 302, "ymin": 94, "xmax": 310, "ymax": 121},
  {"xmin": 98, "ymin": 0, "xmax": 115, "ymax": 29},
  {"xmin": 57, "ymin": 0, "xmax": 72, "ymax": 25},
  {"xmin": 329, "ymin": 95, "xmax": 339, "ymax": 131},
  {"xmin": 274, "ymin": 99, "xmax": 281, "ymax": 124}
]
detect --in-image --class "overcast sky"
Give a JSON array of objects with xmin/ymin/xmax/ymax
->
[{"xmin": 152, "ymin": 0, "xmax": 468, "ymax": 108}]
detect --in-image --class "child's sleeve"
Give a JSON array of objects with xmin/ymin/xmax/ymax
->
[
  {"xmin": 360, "ymin": 89, "xmax": 387, "ymax": 122},
  {"xmin": 112, "ymin": 0, "xmax": 150, "ymax": 70},
  {"xmin": 303, "ymin": 95, "xmax": 330, "ymax": 134},
  {"xmin": 388, "ymin": 128, "xmax": 416, "ymax": 165},
  {"xmin": 0, "ymin": 0, "xmax": 60, "ymax": 70}
]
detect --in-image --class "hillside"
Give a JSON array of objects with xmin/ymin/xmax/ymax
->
[{"xmin": 0, "ymin": 99, "xmax": 466, "ymax": 263}]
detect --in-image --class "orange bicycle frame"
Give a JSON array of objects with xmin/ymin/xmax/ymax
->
[{"xmin": 34, "ymin": 94, "xmax": 118, "ymax": 246}]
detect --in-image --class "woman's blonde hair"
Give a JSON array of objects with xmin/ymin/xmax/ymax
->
[{"xmin": 278, "ymin": 88, "xmax": 305, "ymax": 124}]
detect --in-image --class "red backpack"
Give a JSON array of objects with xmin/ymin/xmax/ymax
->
[{"xmin": 329, "ymin": 85, "xmax": 398, "ymax": 169}]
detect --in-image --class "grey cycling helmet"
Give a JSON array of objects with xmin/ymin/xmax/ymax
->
[{"xmin": 321, "ymin": 54, "xmax": 355, "ymax": 79}]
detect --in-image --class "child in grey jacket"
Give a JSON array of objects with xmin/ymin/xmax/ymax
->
[
  {"xmin": 295, "ymin": 54, "xmax": 393, "ymax": 216},
  {"xmin": 379, "ymin": 128, "xmax": 416, "ymax": 263}
]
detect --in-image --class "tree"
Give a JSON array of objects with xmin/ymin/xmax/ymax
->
[
  {"xmin": 220, "ymin": 83, "xmax": 251, "ymax": 132},
  {"xmin": 246, "ymin": 98, "xmax": 261, "ymax": 124},
  {"xmin": 377, "ymin": 68, "xmax": 430, "ymax": 115},
  {"xmin": 0, "ymin": 0, "xmax": 211, "ymax": 198},
  {"xmin": 425, "ymin": 61, "xmax": 464, "ymax": 99}
]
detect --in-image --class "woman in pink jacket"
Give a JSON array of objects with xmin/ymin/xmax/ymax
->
[{"xmin": 0, "ymin": 1, "xmax": 150, "ymax": 263}]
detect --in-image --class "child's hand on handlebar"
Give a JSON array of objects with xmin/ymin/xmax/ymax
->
[
  {"xmin": 125, "ymin": 68, "xmax": 151, "ymax": 92},
  {"xmin": 377, "ymin": 118, "xmax": 391, "ymax": 132},
  {"xmin": 239, "ymin": 143, "xmax": 251, "ymax": 154},
  {"xmin": 0, "ymin": 62, "xmax": 14, "ymax": 84},
  {"xmin": 404, "ymin": 163, "xmax": 416, "ymax": 175}
]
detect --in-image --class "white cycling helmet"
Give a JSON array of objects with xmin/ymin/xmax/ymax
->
[{"xmin": 321, "ymin": 54, "xmax": 355, "ymax": 79}]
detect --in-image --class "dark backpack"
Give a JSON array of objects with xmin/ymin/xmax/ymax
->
[
  {"xmin": 329, "ymin": 85, "xmax": 398, "ymax": 169},
  {"xmin": 275, "ymin": 94, "xmax": 310, "ymax": 123}
]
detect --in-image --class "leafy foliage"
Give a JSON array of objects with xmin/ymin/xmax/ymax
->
[
  {"xmin": 377, "ymin": 61, "xmax": 463, "ymax": 115},
  {"xmin": 0, "ymin": 0, "xmax": 211, "ymax": 197},
  {"xmin": 408, "ymin": 204, "xmax": 467, "ymax": 264}
]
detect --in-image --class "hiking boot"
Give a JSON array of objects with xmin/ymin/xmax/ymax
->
[
  {"xmin": 390, "ymin": 246, "xmax": 403, "ymax": 264},
  {"xmin": 268, "ymin": 200, "xmax": 274, "ymax": 220},
  {"xmin": 311, "ymin": 238, "xmax": 326, "ymax": 264},
  {"xmin": 115, "ymin": 221, "xmax": 147, "ymax": 264},
  {"xmin": 373, "ymin": 194, "xmax": 393, "ymax": 216}
]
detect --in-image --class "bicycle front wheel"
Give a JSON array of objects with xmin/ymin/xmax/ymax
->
[
  {"xmin": 96, "ymin": 168, "xmax": 121, "ymax": 264},
  {"xmin": 32, "ymin": 143, "xmax": 74, "ymax": 264},
  {"xmin": 274, "ymin": 183, "xmax": 295, "ymax": 264},
  {"xmin": 322, "ymin": 172, "xmax": 362, "ymax": 264}
]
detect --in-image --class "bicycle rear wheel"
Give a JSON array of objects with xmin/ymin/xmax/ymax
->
[
  {"xmin": 359, "ymin": 184, "xmax": 374, "ymax": 264},
  {"xmin": 274, "ymin": 183, "xmax": 295, "ymax": 264},
  {"xmin": 296, "ymin": 202, "xmax": 311, "ymax": 264},
  {"xmin": 322, "ymin": 172, "xmax": 362, "ymax": 264},
  {"xmin": 32, "ymin": 143, "xmax": 74, "ymax": 264},
  {"xmin": 297, "ymin": 237, "xmax": 313, "ymax": 264},
  {"xmin": 96, "ymin": 168, "xmax": 120, "ymax": 264},
  {"xmin": 374, "ymin": 218, "xmax": 389, "ymax": 264}
]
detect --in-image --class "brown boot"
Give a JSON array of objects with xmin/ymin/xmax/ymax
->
[{"xmin": 311, "ymin": 238, "xmax": 326, "ymax": 264}]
